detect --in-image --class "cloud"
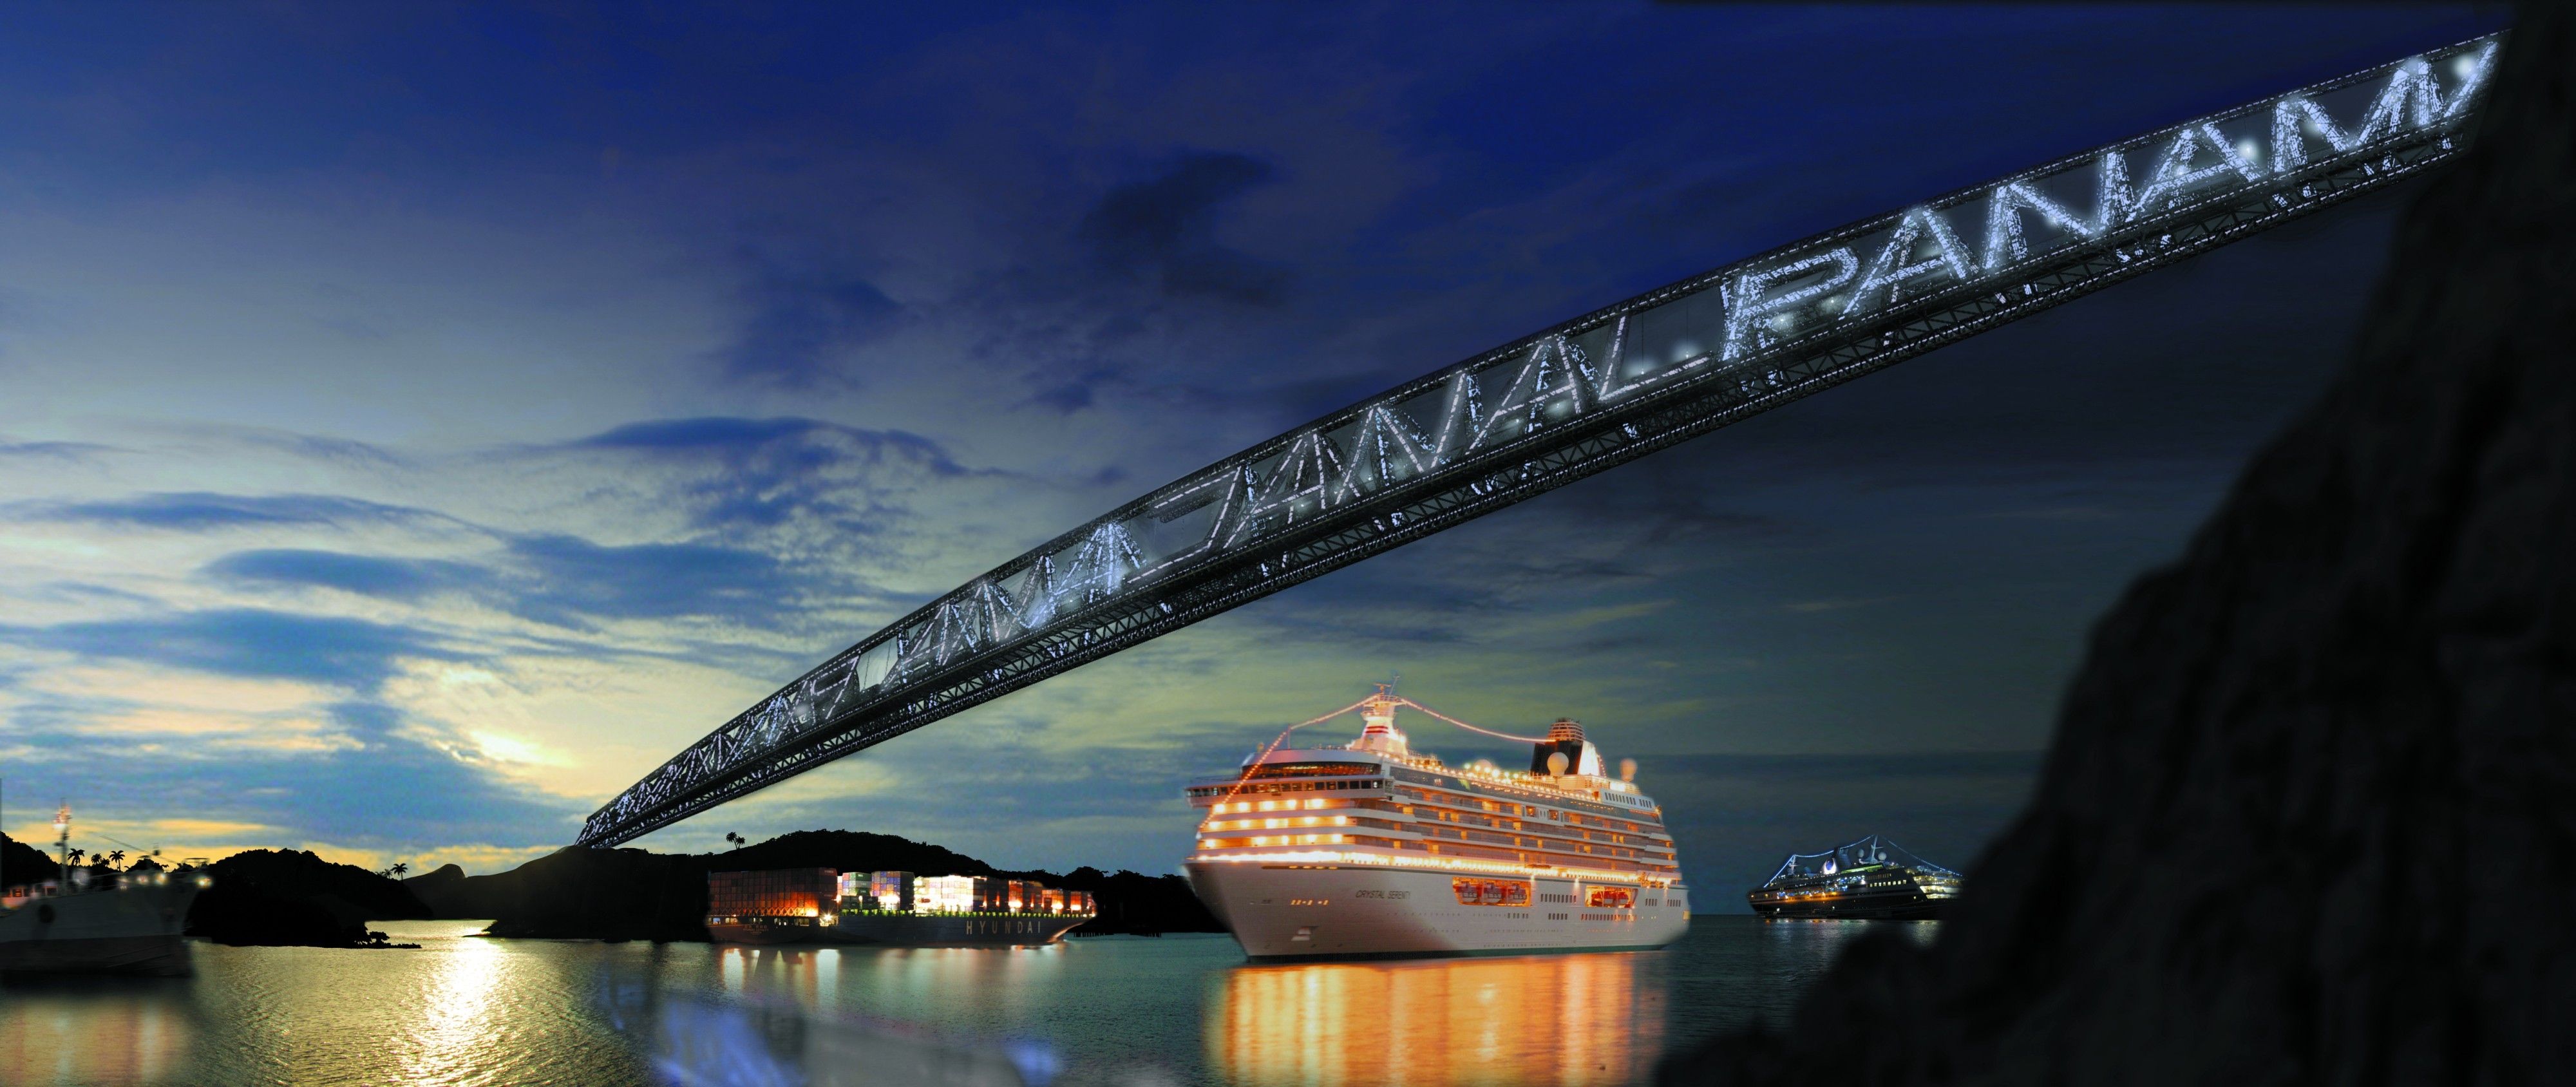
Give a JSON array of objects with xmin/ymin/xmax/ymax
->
[
  {"xmin": 201, "ymin": 536, "xmax": 806, "ymax": 631},
  {"xmin": 20, "ymin": 491, "xmax": 450, "ymax": 531},
  {"xmin": 717, "ymin": 262, "xmax": 907, "ymax": 386},
  {"xmin": 5, "ymin": 609, "xmax": 453, "ymax": 690},
  {"xmin": 7, "ymin": 696, "xmax": 582, "ymax": 852},
  {"xmin": 1026, "ymin": 364, "xmax": 1124, "ymax": 415},
  {"xmin": 0, "ymin": 439, "xmax": 112, "ymax": 462},
  {"xmin": 567, "ymin": 415, "xmax": 977, "ymax": 531},
  {"xmin": 504, "ymin": 534, "xmax": 799, "ymax": 627},
  {"xmin": 1078, "ymin": 152, "xmax": 1288, "ymax": 305},
  {"xmin": 575, "ymin": 416, "xmax": 960, "ymax": 472},
  {"xmin": 205, "ymin": 549, "xmax": 486, "ymax": 601}
]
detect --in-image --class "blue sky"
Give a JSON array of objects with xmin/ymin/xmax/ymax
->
[{"xmin": 0, "ymin": 3, "xmax": 2500, "ymax": 903}]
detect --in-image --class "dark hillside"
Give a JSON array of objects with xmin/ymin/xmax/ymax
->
[
  {"xmin": 409, "ymin": 830, "xmax": 1218, "ymax": 940},
  {"xmin": 1, "ymin": 833, "xmax": 61, "ymax": 886},
  {"xmin": 188, "ymin": 849, "xmax": 431, "ymax": 948}
]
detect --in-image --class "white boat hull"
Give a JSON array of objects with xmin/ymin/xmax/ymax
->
[
  {"xmin": 0, "ymin": 883, "xmax": 199, "ymax": 976},
  {"xmin": 1186, "ymin": 861, "xmax": 1687, "ymax": 959}
]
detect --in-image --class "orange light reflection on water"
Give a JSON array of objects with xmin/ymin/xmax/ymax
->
[
  {"xmin": 0, "ymin": 987, "xmax": 191, "ymax": 1084},
  {"xmin": 1213, "ymin": 952, "xmax": 1663, "ymax": 1086}
]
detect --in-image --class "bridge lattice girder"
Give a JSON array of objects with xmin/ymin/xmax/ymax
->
[{"xmin": 578, "ymin": 32, "xmax": 2505, "ymax": 847}]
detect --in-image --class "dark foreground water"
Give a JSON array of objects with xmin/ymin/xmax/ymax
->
[{"xmin": 0, "ymin": 916, "xmax": 1933, "ymax": 1086}]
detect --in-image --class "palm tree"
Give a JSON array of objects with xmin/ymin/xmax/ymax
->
[
  {"xmin": 391, "ymin": 862, "xmax": 408, "ymax": 878},
  {"xmin": 66, "ymin": 848, "xmax": 84, "ymax": 867},
  {"xmin": 108, "ymin": 850, "xmax": 125, "ymax": 870}
]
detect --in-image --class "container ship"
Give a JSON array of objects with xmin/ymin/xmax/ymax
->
[
  {"xmin": 1746, "ymin": 836, "xmax": 1960, "ymax": 920},
  {"xmin": 1182, "ymin": 686, "xmax": 1690, "ymax": 959},
  {"xmin": 1, "ymin": 803, "xmax": 207, "ymax": 976},
  {"xmin": 706, "ymin": 868, "xmax": 1094, "ymax": 946}
]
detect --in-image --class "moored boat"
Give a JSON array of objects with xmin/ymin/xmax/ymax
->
[
  {"xmin": 706, "ymin": 867, "xmax": 1096, "ymax": 947},
  {"xmin": 0, "ymin": 804, "xmax": 205, "ymax": 976},
  {"xmin": 1745, "ymin": 836, "xmax": 1959, "ymax": 920}
]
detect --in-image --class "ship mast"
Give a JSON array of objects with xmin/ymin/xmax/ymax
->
[{"xmin": 1353, "ymin": 683, "xmax": 1410, "ymax": 755}]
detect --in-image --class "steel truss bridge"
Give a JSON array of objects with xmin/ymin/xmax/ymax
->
[{"xmin": 577, "ymin": 32, "xmax": 2505, "ymax": 847}]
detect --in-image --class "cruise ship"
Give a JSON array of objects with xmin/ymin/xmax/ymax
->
[
  {"xmin": 1746, "ymin": 836, "xmax": 1960, "ymax": 920},
  {"xmin": 1182, "ymin": 687, "xmax": 1689, "ymax": 959}
]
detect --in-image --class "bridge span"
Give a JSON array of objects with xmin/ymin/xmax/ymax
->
[{"xmin": 578, "ymin": 32, "xmax": 2503, "ymax": 847}]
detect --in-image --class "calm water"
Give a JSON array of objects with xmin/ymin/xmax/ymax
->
[{"xmin": 0, "ymin": 917, "xmax": 1933, "ymax": 1086}]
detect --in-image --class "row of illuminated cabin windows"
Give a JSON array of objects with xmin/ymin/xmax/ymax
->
[
  {"xmin": 1191, "ymin": 833, "xmax": 1678, "ymax": 875},
  {"xmin": 1191, "ymin": 771, "xmax": 1650, "ymax": 824},
  {"xmin": 1201, "ymin": 797, "xmax": 1673, "ymax": 862},
  {"xmin": 1193, "ymin": 819, "xmax": 1672, "ymax": 867}
]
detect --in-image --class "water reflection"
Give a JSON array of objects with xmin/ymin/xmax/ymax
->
[
  {"xmin": 401, "ymin": 927, "xmax": 505, "ymax": 1082},
  {"xmin": 0, "ymin": 978, "xmax": 193, "ymax": 1085},
  {"xmin": 647, "ymin": 945, "xmax": 1070, "ymax": 1086},
  {"xmin": 0, "ymin": 919, "xmax": 1898, "ymax": 1084},
  {"xmin": 1213, "ymin": 952, "xmax": 1665, "ymax": 1086}
]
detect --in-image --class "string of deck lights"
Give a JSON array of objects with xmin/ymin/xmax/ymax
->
[{"xmin": 1210, "ymin": 694, "xmax": 1555, "ymax": 815}]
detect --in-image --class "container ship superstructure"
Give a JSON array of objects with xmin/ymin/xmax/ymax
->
[
  {"xmin": 1746, "ymin": 836, "xmax": 1960, "ymax": 920},
  {"xmin": 0, "ymin": 803, "xmax": 205, "ymax": 976},
  {"xmin": 707, "ymin": 868, "xmax": 1094, "ymax": 947},
  {"xmin": 1182, "ymin": 686, "xmax": 1689, "ymax": 959}
]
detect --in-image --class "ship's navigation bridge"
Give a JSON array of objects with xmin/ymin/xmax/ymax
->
[{"xmin": 576, "ymin": 33, "xmax": 2506, "ymax": 847}]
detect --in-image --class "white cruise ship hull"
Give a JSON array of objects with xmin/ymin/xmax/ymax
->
[{"xmin": 1186, "ymin": 861, "xmax": 1687, "ymax": 959}]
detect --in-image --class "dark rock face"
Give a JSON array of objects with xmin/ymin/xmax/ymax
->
[{"xmin": 1664, "ymin": 10, "xmax": 2573, "ymax": 1086}]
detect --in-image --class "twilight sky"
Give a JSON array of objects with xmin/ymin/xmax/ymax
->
[{"xmin": 0, "ymin": 3, "xmax": 2502, "ymax": 907}]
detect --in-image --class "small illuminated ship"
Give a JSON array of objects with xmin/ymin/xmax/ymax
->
[
  {"xmin": 1746, "ymin": 836, "xmax": 1960, "ymax": 920},
  {"xmin": 706, "ymin": 868, "xmax": 1095, "ymax": 947},
  {"xmin": 1182, "ymin": 686, "xmax": 1690, "ymax": 959},
  {"xmin": 0, "ymin": 803, "xmax": 205, "ymax": 976}
]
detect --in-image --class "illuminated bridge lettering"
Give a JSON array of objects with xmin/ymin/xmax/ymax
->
[{"xmin": 578, "ymin": 33, "xmax": 2502, "ymax": 847}]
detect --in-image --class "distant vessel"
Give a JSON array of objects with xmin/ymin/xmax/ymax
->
[
  {"xmin": 1182, "ymin": 686, "xmax": 1690, "ymax": 959},
  {"xmin": 0, "ymin": 801, "xmax": 205, "ymax": 976},
  {"xmin": 706, "ymin": 868, "xmax": 1095, "ymax": 947},
  {"xmin": 1746, "ymin": 836, "xmax": 1960, "ymax": 920}
]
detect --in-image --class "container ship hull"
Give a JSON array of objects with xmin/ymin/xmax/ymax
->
[{"xmin": 1186, "ymin": 862, "xmax": 1686, "ymax": 959}]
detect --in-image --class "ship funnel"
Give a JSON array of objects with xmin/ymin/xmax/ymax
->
[{"xmin": 1531, "ymin": 718, "xmax": 1591, "ymax": 777}]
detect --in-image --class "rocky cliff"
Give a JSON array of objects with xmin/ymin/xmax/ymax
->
[{"xmin": 1664, "ymin": 8, "xmax": 2573, "ymax": 1085}]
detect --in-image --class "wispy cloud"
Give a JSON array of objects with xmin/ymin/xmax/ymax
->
[
  {"xmin": 1079, "ymin": 151, "xmax": 1289, "ymax": 305},
  {"xmin": 0, "ymin": 438, "xmax": 113, "ymax": 462},
  {"xmin": 4, "ymin": 609, "xmax": 457, "ymax": 690},
  {"xmin": 18, "ymin": 491, "xmax": 453, "ymax": 532},
  {"xmin": 714, "ymin": 261, "xmax": 909, "ymax": 388},
  {"xmin": 205, "ymin": 549, "xmax": 486, "ymax": 602}
]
